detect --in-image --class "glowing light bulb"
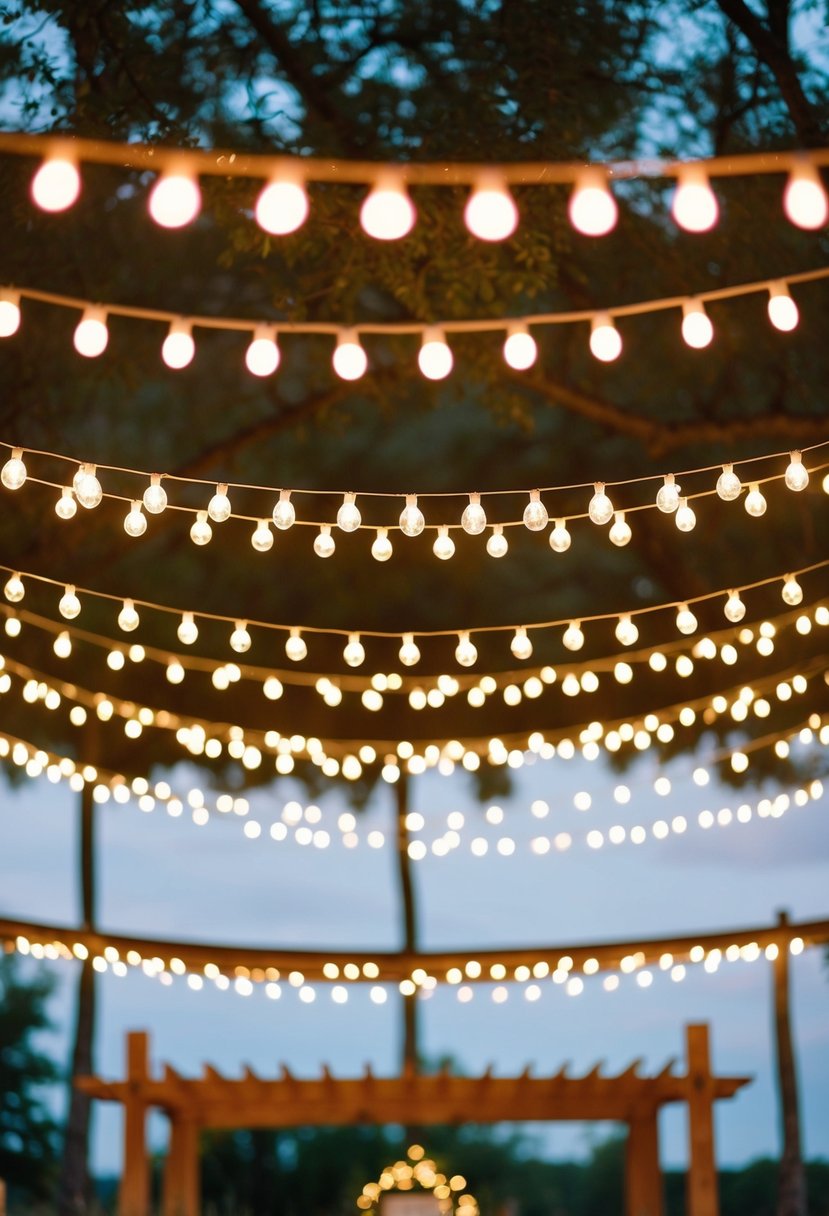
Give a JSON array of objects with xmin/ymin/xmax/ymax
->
[
  {"xmin": 177, "ymin": 612, "xmax": 198, "ymax": 645},
  {"xmin": 337, "ymin": 492, "xmax": 361, "ymax": 532},
  {"xmin": 190, "ymin": 510, "xmax": 212, "ymax": 545},
  {"xmin": 343, "ymin": 633, "xmax": 365, "ymax": 668},
  {"xmin": 400, "ymin": 494, "xmax": 425, "ymax": 537},
  {"xmin": 399, "ymin": 633, "xmax": 420, "ymax": 667},
  {"xmin": 615, "ymin": 614, "xmax": 639, "ymax": 646},
  {"xmin": 149, "ymin": 169, "xmax": 201, "ymax": 228},
  {"xmin": 59, "ymin": 585, "xmax": 81, "ymax": 619},
  {"xmin": 588, "ymin": 482, "xmax": 613, "ymax": 525},
  {"xmin": 55, "ymin": 487, "xmax": 76, "ymax": 520},
  {"xmin": 461, "ymin": 492, "xmax": 486, "ymax": 535},
  {"xmin": 716, "ymin": 463, "xmax": 742, "ymax": 501},
  {"xmin": 31, "ymin": 156, "xmax": 80, "ymax": 212},
  {"xmin": 784, "ymin": 451, "xmax": 809, "ymax": 492},
  {"xmin": 433, "ymin": 525, "xmax": 455, "ymax": 559},
  {"xmin": 245, "ymin": 327, "xmax": 280, "ymax": 377},
  {"xmin": 724, "ymin": 591, "xmax": 745, "ymax": 622},
  {"xmin": 371, "ymin": 528, "xmax": 393, "ymax": 561},
  {"xmin": 124, "ymin": 500, "xmax": 147, "ymax": 537},
  {"xmin": 487, "ymin": 525, "xmax": 508, "ymax": 557},
  {"xmin": 272, "ymin": 489, "xmax": 295, "ymax": 530},
  {"xmin": 523, "ymin": 489, "xmax": 548, "ymax": 531},
  {"xmin": 360, "ymin": 174, "xmax": 416, "ymax": 240},
  {"xmin": 681, "ymin": 300, "xmax": 713, "ymax": 348},
  {"xmin": 675, "ymin": 498, "xmax": 696, "ymax": 531},
  {"xmin": 54, "ymin": 630, "xmax": 72, "ymax": 658},
  {"xmin": 549, "ymin": 519, "xmax": 571, "ymax": 552},
  {"xmin": 1, "ymin": 448, "xmax": 26, "ymax": 490},
  {"xmin": 589, "ymin": 313, "xmax": 622, "ymax": 362},
  {"xmin": 608, "ymin": 512, "xmax": 631, "ymax": 547},
  {"xmin": 783, "ymin": 163, "xmax": 828, "ymax": 230},
  {"xmin": 161, "ymin": 320, "xmax": 195, "ymax": 369},
  {"xmin": 767, "ymin": 283, "xmax": 799, "ymax": 332},
  {"xmin": 255, "ymin": 176, "xmax": 309, "ymax": 235},
  {"xmin": 4, "ymin": 573, "xmax": 24, "ymax": 602},
  {"xmin": 118, "ymin": 599, "xmax": 140, "ymax": 632},
  {"xmin": 230, "ymin": 621, "xmax": 251, "ymax": 653},
  {"xmin": 314, "ymin": 524, "xmax": 335, "ymax": 557},
  {"xmin": 418, "ymin": 329, "xmax": 453, "ymax": 380},
  {"xmin": 73, "ymin": 308, "xmax": 108, "ymax": 358},
  {"xmin": 74, "ymin": 465, "xmax": 102, "ymax": 509},
  {"xmin": 676, "ymin": 603, "xmax": 698, "ymax": 635},
  {"xmin": 332, "ymin": 331, "xmax": 367, "ymax": 380},
  {"xmin": 464, "ymin": 174, "xmax": 518, "ymax": 241},
  {"xmin": 563, "ymin": 621, "xmax": 584, "ymax": 651},
  {"xmin": 207, "ymin": 483, "xmax": 231, "ymax": 523},
  {"xmin": 511, "ymin": 627, "xmax": 533, "ymax": 660},
  {"xmin": 782, "ymin": 575, "xmax": 803, "ymax": 606},
  {"xmin": 672, "ymin": 167, "xmax": 718, "ymax": 232},
  {"xmin": 455, "ymin": 632, "xmax": 478, "ymax": 667},
  {"xmin": 251, "ymin": 519, "xmax": 273, "ymax": 552},
  {"xmin": 0, "ymin": 290, "xmax": 21, "ymax": 338},
  {"xmin": 142, "ymin": 474, "xmax": 167, "ymax": 514},
  {"xmin": 744, "ymin": 483, "xmax": 767, "ymax": 517},
  {"xmin": 568, "ymin": 169, "xmax": 617, "ymax": 236},
  {"xmin": 285, "ymin": 627, "xmax": 307, "ymax": 662},
  {"xmin": 503, "ymin": 326, "xmax": 537, "ymax": 370},
  {"xmin": 655, "ymin": 474, "xmax": 680, "ymax": 513},
  {"xmin": 166, "ymin": 660, "xmax": 185, "ymax": 684}
]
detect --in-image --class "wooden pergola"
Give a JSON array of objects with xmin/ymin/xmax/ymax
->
[{"xmin": 79, "ymin": 1023, "xmax": 748, "ymax": 1216}]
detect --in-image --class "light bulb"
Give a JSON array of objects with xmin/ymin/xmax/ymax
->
[
  {"xmin": 433, "ymin": 525, "xmax": 455, "ymax": 560},
  {"xmin": 166, "ymin": 660, "xmax": 185, "ymax": 684},
  {"xmin": 55, "ymin": 487, "xmax": 76, "ymax": 520},
  {"xmin": 314, "ymin": 524, "xmax": 335, "ymax": 557},
  {"xmin": 608, "ymin": 511, "xmax": 631, "ymax": 546},
  {"xmin": 190, "ymin": 510, "xmax": 212, "ymax": 545},
  {"xmin": 74, "ymin": 465, "xmax": 102, "ymax": 509},
  {"xmin": 208, "ymin": 483, "xmax": 231, "ymax": 523},
  {"xmin": 503, "ymin": 327, "xmax": 537, "ymax": 370},
  {"xmin": 767, "ymin": 283, "xmax": 799, "ymax": 332},
  {"xmin": 59, "ymin": 585, "xmax": 81, "ymax": 620},
  {"xmin": 54, "ymin": 631, "xmax": 72, "ymax": 659},
  {"xmin": 675, "ymin": 603, "xmax": 698, "ymax": 635},
  {"xmin": 589, "ymin": 313, "xmax": 622, "ymax": 362},
  {"xmin": 455, "ymin": 632, "xmax": 478, "ymax": 667},
  {"xmin": 681, "ymin": 300, "xmax": 713, "ymax": 348},
  {"xmin": 177, "ymin": 612, "xmax": 198, "ymax": 645},
  {"xmin": 0, "ymin": 290, "xmax": 21, "ymax": 338},
  {"xmin": 336, "ymin": 492, "xmax": 361, "ymax": 532},
  {"xmin": 360, "ymin": 174, "xmax": 416, "ymax": 240},
  {"xmin": 523, "ymin": 489, "xmax": 548, "ymax": 531},
  {"xmin": 73, "ymin": 308, "xmax": 108, "ymax": 357},
  {"xmin": 245, "ymin": 327, "xmax": 280, "ymax": 377},
  {"xmin": 4, "ymin": 573, "xmax": 24, "ymax": 602},
  {"xmin": 31, "ymin": 156, "xmax": 81, "ymax": 212},
  {"xmin": 563, "ymin": 621, "xmax": 584, "ymax": 652},
  {"xmin": 723, "ymin": 591, "xmax": 745, "ymax": 622},
  {"xmin": 784, "ymin": 451, "xmax": 809, "ymax": 492},
  {"xmin": 332, "ymin": 331, "xmax": 367, "ymax": 380},
  {"xmin": 149, "ymin": 170, "xmax": 201, "ymax": 228},
  {"xmin": 399, "ymin": 633, "xmax": 421, "ymax": 666},
  {"xmin": 285, "ymin": 628, "xmax": 307, "ymax": 662},
  {"xmin": 272, "ymin": 489, "xmax": 295, "ymax": 530},
  {"xmin": 118, "ymin": 599, "xmax": 140, "ymax": 632},
  {"xmin": 255, "ymin": 177, "xmax": 309, "ymax": 235},
  {"xmin": 230, "ymin": 621, "xmax": 251, "ymax": 653},
  {"xmin": 371, "ymin": 528, "xmax": 393, "ymax": 561},
  {"xmin": 716, "ymin": 463, "xmax": 742, "ymax": 501},
  {"xmin": 124, "ymin": 501, "xmax": 147, "ymax": 537},
  {"xmin": 461, "ymin": 492, "xmax": 486, "ymax": 535},
  {"xmin": 782, "ymin": 575, "xmax": 803, "ymax": 606},
  {"xmin": 656, "ymin": 474, "xmax": 680, "ymax": 513},
  {"xmin": 343, "ymin": 633, "xmax": 365, "ymax": 668},
  {"xmin": 549, "ymin": 519, "xmax": 571, "ymax": 552},
  {"xmin": 1, "ymin": 448, "xmax": 26, "ymax": 490},
  {"xmin": 418, "ymin": 329, "xmax": 453, "ymax": 380},
  {"xmin": 588, "ymin": 482, "xmax": 613, "ymax": 525},
  {"xmin": 142, "ymin": 474, "xmax": 167, "ymax": 514},
  {"xmin": 511, "ymin": 627, "xmax": 533, "ymax": 660},
  {"xmin": 615, "ymin": 614, "xmax": 639, "ymax": 646},
  {"xmin": 464, "ymin": 175, "xmax": 518, "ymax": 241},
  {"xmin": 744, "ymin": 483, "xmax": 767, "ymax": 517},
  {"xmin": 568, "ymin": 169, "xmax": 617, "ymax": 236},
  {"xmin": 675, "ymin": 498, "xmax": 696, "ymax": 531},
  {"xmin": 672, "ymin": 167, "xmax": 718, "ymax": 232},
  {"xmin": 487, "ymin": 525, "xmax": 509, "ymax": 557},
  {"xmin": 783, "ymin": 163, "xmax": 828, "ymax": 230},
  {"xmin": 251, "ymin": 520, "xmax": 273, "ymax": 552},
  {"xmin": 161, "ymin": 320, "xmax": 195, "ymax": 369},
  {"xmin": 400, "ymin": 494, "xmax": 425, "ymax": 537}
]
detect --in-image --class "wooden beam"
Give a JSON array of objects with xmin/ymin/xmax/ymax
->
[
  {"xmin": 626, "ymin": 1109, "xmax": 663, "ymax": 1216},
  {"xmin": 686, "ymin": 1024, "xmax": 719, "ymax": 1216},
  {"xmin": 120, "ymin": 1032, "xmax": 149, "ymax": 1216},
  {"xmin": 163, "ymin": 1114, "xmax": 200, "ymax": 1216}
]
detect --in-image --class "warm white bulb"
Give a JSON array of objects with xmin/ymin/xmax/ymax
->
[
  {"xmin": 255, "ymin": 178, "xmax": 309, "ymax": 235},
  {"xmin": 549, "ymin": 519, "xmax": 571, "ymax": 552},
  {"xmin": 608, "ymin": 512, "xmax": 631, "ymax": 546},
  {"xmin": 672, "ymin": 168, "xmax": 718, "ymax": 232},
  {"xmin": 418, "ymin": 330, "xmax": 453, "ymax": 380},
  {"xmin": 59, "ymin": 585, "xmax": 81, "ymax": 619},
  {"xmin": 784, "ymin": 452, "xmax": 809, "ymax": 492},
  {"xmin": 74, "ymin": 466, "xmax": 102, "ymax": 509},
  {"xmin": 55, "ymin": 487, "xmax": 76, "ymax": 520},
  {"xmin": 744, "ymin": 483, "xmax": 767, "ymax": 517},
  {"xmin": 783, "ymin": 164, "xmax": 828, "ymax": 230},
  {"xmin": 399, "ymin": 633, "xmax": 420, "ymax": 666},
  {"xmin": 503, "ymin": 328, "xmax": 537, "ymax": 370},
  {"xmin": 716, "ymin": 463, "xmax": 742, "ymax": 502},
  {"xmin": 177, "ymin": 612, "xmax": 198, "ymax": 645},
  {"xmin": 371, "ymin": 528, "xmax": 393, "ymax": 561},
  {"xmin": 149, "ymin": 171, "xmax": 201, "ymax": 228},
  {"xmin": 589, "ymin": 314, "xmax": 622, "ymax": 362},
  {"xmin": 54, "ymin": 630, "xmax": 72, "ymax": 658},
  {"xmin": 1, "ymin": 448, "xmax": 26, "ymax": 490},
  {"xmin": 523, "ymin": 489, "xmax": 548, "ymax": 531},
  {"xmin": 208, "ymin": 484, "xmax": 231, "ymax": 522},
  {"xmin": 285, "ymin": 628, "xmax": 307, "ymax": 662},
  {"xmin": 343, "ymin": 633, "xmax": 365, "ymax": 668},
  {"xmin": 314, "ymin": 524, "xmax": 336, "ymax": 557},
  {"xmin": 4, "ymin": 573, "xmax": 24, "ymax": 602},
  {"xmin": 360, "ymin": 175, "xmax": 416, "ymax": 240},
  {"xmin": 723, "ymin": 591, "xmax": 745, "ymax": 623},
  {"xmin": 675, "ymin": 604, "xmax": 698, "ymax": 635},
  {"xmin": 767, "ymin": 284, "xmax": 799, "ymax": 332},
  {"xmin": 433, "ymin": 525, "xmax": 455, "ymax": 559},
  {"xmin": 588, "ymin": 482, "xmax": 613, "ymax": 525},
  {"xmin": 124, "ymin": 501, "xmax": 147, "ymax": 537},
  {"xmin": 487, "ymin": 525, "xmax": 509, "ymax": 557},
  {"xmin": 0, "ymin": 290, "xmax": 21, "ymax": 338},
  {"xmin": 251, "ymin": 520, "xmax": 273, "ymax": 552},
  {"xmin": 118, "ymin": 599, "xmax": 140, "ymax": 632},
  {"xmin": 31, "ymin": 157, "xmax": 81, "ymax": 212},
  {"xmin": 681, "ymin": 301, "xmax": 713, "ymax": 349},
  {"xmin": 568, "ymin": 170, "xmax": 617, "ymax": 236},
  {"xmin": 143, "ymin": 475, "xmax": 167, "ymax": 514},
  {"xmin": 73, "ymin": 308, "xmax": 108, "ymax": 358},
  {"xmin": 675, "ymin": 498, "xmax": 696, "ymax": 531},
  {"xmin": 272, "ymin": 489, "xmax": 295, "ymax": 530},
  {"xmin": 455, "ymin": 631, "xmax": 478, "ymax": 667},
  {"xmin": 166, "ymin": 661, "xmax": 185, "ymax": 684},
  {"xmin": 781, "ymin": 575, "xmax": 803, "ymax": 606},
  {"xmin": 656, "ymin": 474, "xmax": 680, "ymax": 513},
  {"xmin": 230, "ymin": 622, "xmax": 251, "ymax": 653},
  {"xmin": 511, "ymin": 627, "xmax": 533, "ymax": 661},
  {"xmin": 461, "ymin": 493, "xmax": 486, "ymax": 535},
  {"xmin": 336, "ymin": 492, "xmax": 361, "ymax": 532},
  {"xmin": 245, "ymin": 328, "xmax": 280, "ymax": 377},
  {"xmin": 562, "ymin": 621, "xmax": 584, "ymax": 652},
  {"xmin": 162, "ymin": 321, "xmax": 195, "ymax": 369},
  {"xmin": 190, "ymin": 510, "xmax": 212, "ymax": 545},
  {"xmin": 332, "ymin": 332, "xmax": 367, "ymax": 380},
  {"xmin": 615, "ymin": 614, "xmax": 639, "ymax": 646},
  {"xmin": 400, "ymin": 494, "xmax": 425, "ymax": 537},
  {"xmin": 464, "ymin": 176, "xmax": 518, "ymax": 241}
]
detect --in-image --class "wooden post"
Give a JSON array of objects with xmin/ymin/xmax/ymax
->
[
  {"xmin": 625, "ymin": 1108, "xmax": 664, "ymax": 1216},
  {"xmin": 163, "ymin": 1114, "xmax": 200, "ymax": 1216},
  {"xmin": 686, "ymin": 1024, "xmax": 719, "ymax": 1216},
  {"xmin": 0, "ymin": 1177, "xmax": 6, "ymax": 1216},
  {"xmin": 120, "ymin": 1032, "xmax": 149, "ymax": 1216},
  {"xmin": 773, "ymin": 910, "xmax": 807, "ymax": 1216}
]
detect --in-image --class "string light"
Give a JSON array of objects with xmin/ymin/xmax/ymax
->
[
  {"xmin": 716, "ymin": 463, "xmax": 742, "ymax": 502},
  {"xmin": 161, "ymin": 320, "xmax": 195, "ymax": 369},
  {"xmin": 681, "ymin": 300, "xmax": 713, "ymax": 348},
  {"xmin": 400, "ymin": 494, "xmax": 425, "ymax": 537},
  {"xmin": 1, "ymin": 448, "xmax": 27, "ymax": 491},
  {"xmin": 418, "ymin": 329, "xmax": 453, "ymax": 380},
  {"xmin": 333, "ymin": 331, "xmax": 368, "ymax": 380},
  {"xmin": 676, "ymin": 604, "xmax": 698, "ymax": 635},
  {"xmin": 399, "ymin": 634, "xmax": 421, "ymax": 667},
  {"xmin": 744, "ymin": 483, "xmax": 767, "ymax": 517},
  {"xmin": 487, "ymin": 525, "xmax": 509, "ymax": 557},
  {"xmin": 433, "ymin": 526, "xmax": 455, "ymax": 560},
  {"xmin": 207, "ymin": 483, "xmax": 231, "ymax": 523},
  {"xmin": 73, "ymin": 308, "xmax": 108, "ymax": 358},
  {"xmin": 30, "ymin": 155, "xmax": 81, "ymax": 212},
  {"xmin": 142, "ymin": 474, "xmax": 167, "ymax": 515},
  {"xmin": 0, "ymin": 290, "xmax": 21, "ymax": 337},
  {"xmin": 245, "ymin": 327, "xmax": 280, "ymax": 377},
  {"xmin": 523, "ymin": 489, "xmax": 548, "ymax": 531},
  {"xmin": 455, "ymin": 632, "xmax": 478, "ymax": 667},
  {"xmin": 272, "ymin": 489, "xmax": 295, "ymax": 530},
  {"xmin": 461, "ymin": 493, "xmax": 486, "ymax": 535},
  {"xmin": 255, "ymin": 174, "xmax": 309, "ymax": 235},
  {"xmin": 314, "ymin": 524, "xmax": 336, "ymax": 558},
  {"xmin": 723, "ymin": 591, "xmax": 745, "ymax": 623},
  {"xmin": 783, "ymin": 163, "xmax": 828, "ymax": 230},
  {"xmin": 549, "ymin": 519, "xmax": 572, "ymax": 552},
  {"xmin": 123, "ymin": 501, "xmax": 147, "ymax": 537},
  {"xmin": 251, "ymin": 520, "xmax": 273, "ymax": 552},
  {"xmin": 371, "ymin": 529, "xmax": 393, "ymax": 562},
  {"xmin": 784, "ymin": 451, "xmax": 809, "ymax": 492},
  {"xmin": 672, "ymin": 167, "xmax": 718, "ymax": 232},
  {"xmin": 190, "ymin": 511, "xmax": 212, "ymax": 545},
  {"xmin": 589, "ymin": 313, "xmax": 622, "ymax": 362},
  {"xmin": 177, "ymin": 612, "xmax": 198, "ymax": 645},
  {"xmin": 337, "ymin": 492, "xmax": 361, "ymax": 533},
  {"xmin": 503, "ymin": 325, "xmax": 537, "ymax": 370},
  {"xmin": 463, "ymin": 174, "xmax": 518, "ymax": 241},
  {"xmin": 58, "ymin": 586, "xmax": 80, "ymax": 620},
  {"xmin": 588, "ymin": 482, "xmax": 614, "ymax": 525},
  {"xmin": 285, "ymin": 628, "xmax": 307, "ymax": 662},
  {"xmin": 568, "ymin": 169, "xmax": 617, "ymax": 236},
  {"xmin": 360, "ymin": 173, "xmax": 416, "ymax": 240},
  {"xmin": 55, "ymin": 487, "xmax": 76, "ymax": 520},
  {"xmin": 117, "ymin": 599, "xmax": 140, "ymax": 632},
  {"xmin": 767, "ymin": 282, "xmax": 799, "ymax": 332},
  {"xmin": 781, "ymin": 575, "xmax": 803, "ymax": 607},
  {"xmin": 675, "ymin": 499, "xmax": 696, "ymax": 532},
  {"xmin": 510, "ymin": 628, "xmax": 533, "ymax": 661},
  {"xmin": 148, "ymin": 168, "xmax": 201, "ymax": 228}
]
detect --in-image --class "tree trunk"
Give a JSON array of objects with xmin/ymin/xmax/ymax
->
[
  {"xmin": 394, "ymin": 774, "xmax": 419, "ymax": 1073},
  {"xmin": 774, "ymin": 910, "xmax": 807, "ymax": 1216}
]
